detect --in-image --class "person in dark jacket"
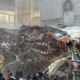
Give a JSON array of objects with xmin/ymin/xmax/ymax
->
[
  {"xmin": 0, "ymin": 73, "xmax": 5, "ymax": 80},
  {"xmin": 15, "ymin": 67, "xmax": 23, "ymax": 80}
]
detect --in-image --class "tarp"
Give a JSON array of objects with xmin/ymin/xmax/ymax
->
[
  {"xmin": 44, "ymin": 58, "xmax": 66, "ymax": 76},
  {"xmin": 62, "ymin": 26, "xmax": 80, "ymax": 38}
]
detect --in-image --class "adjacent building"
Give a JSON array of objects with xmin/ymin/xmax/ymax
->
[
  {"xmin": 0, "ymin": 0, "xmax": 15, "ymax": 29},
  {"xmin": 40, "ymin": 0, "xmax": 80, "ymax": 27},
  {"xmin": 0, "ymin": 0, "xmax": 40, "ymax": 29},
  {"xmin": 17, "ymin": 0, "xmax": 40, "ymax": 26}
]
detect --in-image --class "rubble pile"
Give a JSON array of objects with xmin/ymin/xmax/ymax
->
[
  {"xmin": 16, "ymin": 26, "xmax": 72, "ymax": 73},
  {"xmin": 19, "ymin": 26, "xmax": 71, "ymax": 56},
  {"xmin": 0, "ymin": 28, "xmax": 18, "ymax": 47},
  {"xmin": 0, "ymin": 26, "xmax": 72, "ymax": 75}
]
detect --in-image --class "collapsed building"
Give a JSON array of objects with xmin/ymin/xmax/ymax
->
[{"xmin": 0, "ymin": 25, "xmax": 77, "ymax": 76}]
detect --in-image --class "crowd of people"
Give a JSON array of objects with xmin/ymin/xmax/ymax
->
[
  {"xmin": 0, "ymin": 67, "xmax": 22, "ymax": 80},
  {"xmin": 0, "ymin": 66, "xmax": 51, "ymax": 80}
]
